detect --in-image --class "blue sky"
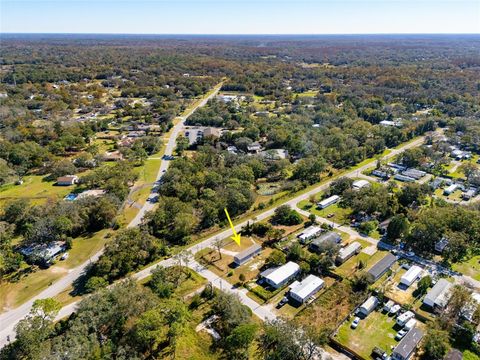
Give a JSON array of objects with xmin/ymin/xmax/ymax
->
[{"xmin": 1, "ymin": 0, "xmax": 479, "ymax": 34}]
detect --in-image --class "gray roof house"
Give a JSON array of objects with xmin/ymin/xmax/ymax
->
[
  {"xmin": 233, "ymin": 244, "xmax": 262, "ymax": 266},
  {"xmin": 367, "ymin": 253, "xmax": 397, "ymax": 281},
  {"xmin": 309, "ymin": 232, "xmax": 342, "ymax": 253},
  {"xmin": 392, "ymin": 327, "xmax": 424, "ymax": 360},
  {"xmin": 423, "ymin": 278, "xmax": 453, "ymax": 309}
]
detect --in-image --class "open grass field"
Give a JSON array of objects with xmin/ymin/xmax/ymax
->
[
  {"xmin": 0, "ymin": 174, "xmax": 73, "ymax": 208},
  {"xmin": 335, "ymin": 310, "xmax": 398, "ymax": 359}
]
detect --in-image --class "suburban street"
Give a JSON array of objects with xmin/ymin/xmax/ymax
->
[
  {"xmin": 0, "ymin": 84, "xmax": 223, "ymax": 348},
  {"xmin": 0, "ymin": 125, "xmax": 433, "ymax": 349}
]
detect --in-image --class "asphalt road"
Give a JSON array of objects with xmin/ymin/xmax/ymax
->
[
  {"xmin": 0, "ymin": 125, "xmax": 430, "ymax": 349},
  {"xmin": 0, "ymin": 84, "xmax": 222, "ymax": 348}
]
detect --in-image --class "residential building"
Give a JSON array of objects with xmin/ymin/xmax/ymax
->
[
  {"xmin": 352, "ymin": 179, "xmax": 370, "ymax": 190},
  {"xmin": 402, "ymin": 169, "xmax": 426, "ymax": 180},
  {"xmin": 336, "ymin": 242, "xmax": 361, "ymax": 264},
  {"xmin": 203, "ymin": 127, "xmax": 222, "ymax": 138},
  {"xmin": 317, "ymin": 195, "xmax": 340, "ymax": 209},
  {"xmin": 372, "ymin": 169, "xmax": 390, "ymax": 180},
  {"xmin": 392, "ymin": 327, "xmax": 424, "ymax": 360},
  {"xmin": 462, "ymin": 292, "xmax": 480, "ymax": 322},
  {"xmin": 260, "ymin": 261, "xmax": 300, "ymax": 289},
  {"xmin": 233, "ymin": 244, "xmax": 262, "ymax": 266},
  {"xmin": 247, "ymin": 142, "xmax": 262, "ymax": 153},
  {"xmin": 423, "ymin": 278, "xmax": 453, "ymax": 310},
  {"xmin": 435, "ymin": 238, "xmax": 449, "ymax": 253},
  {"xmin": 309, "ymin": 232, "xmax": 342, "ymax": 253},
  {"xmin": 397, "ymin": 311, "xmax": 415, "ymax": 326},
  {"xmin": 367, "ymin": 253, "xmax": 397, "ymax": 281},
  {"xmin": 463, "ymin": 188, "xmax": 476, "ymax": 200},
  {"xmin": 103, "ymin": 151, "xmax": 124, "ymax": 161},
  {"xmin": 57, "ymin": 175, "xmax": 78, "ymax": 186},
  {"xmin": 358, "ymin": 296, "xmax": 378, "ymax": 317},
  {"xmin": 394, "ymin": 174, "xmax": 416, "ymax": 182},
  {"xmin": 444, "ymin": 184, "xmax": 459, "ymax": 195},
  {"xmin": 260, "ymin": 149, "xmax": 288, "ymax": 160},
  {"xmin": 431, "ymin": 177, "xmax": 452, "ymax": 190},
  {"xmin": 76, "ymin": 189, "xmax": 106, "ymax": 200},
  {"xmin": 289, "ymin": 275, "xmax": 324, "ymax": 303},
  {"xmin": 400, "ymin": 265, "xmax": 423, "ymax": 287},
  {"xmin": 297, "ymin": 226, "xmax": 322, "ymax": 244},
  {"xmin": 19, "ymin": 241, "xmax": 66, "ymax": 267}
]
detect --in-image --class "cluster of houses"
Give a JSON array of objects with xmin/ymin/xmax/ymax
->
[
  {"xmin": 430, "ymin": 177, "xmax": 479, "ymax": 201},
  {"xmin": 371, "ymin": 163, "xmax": 428, "ymax": 183}
]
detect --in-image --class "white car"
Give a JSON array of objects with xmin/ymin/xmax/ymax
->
[
  {"xmin": 60, "ymin": 252, "xmax": 69, "ymax": 261},
  {"xmin": 351, "ymin": 317, "xmax": 360, "ymax": 329},
  {"xmin": 389, "ymin": 304, "xmax": 401, "ymax": 315},
  {"xmin": 395, "ymin": 328, "xmax": 408, "ymax": 340}
]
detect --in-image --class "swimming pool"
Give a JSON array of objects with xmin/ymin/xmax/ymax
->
[{"xmin": 64, "ymin": 193, "xmax": 78, "ymax": 201}]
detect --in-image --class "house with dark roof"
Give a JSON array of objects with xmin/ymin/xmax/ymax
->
[
  {"xmin": 392, "ymin": 327, "xmax": 424, "ymax": 360},
  {"xmin": 367, "ymin": 253, "xmax": 397, "ymax": 281},
  {"xmin": 309, "ymin": 232, "xmax": 341, "ymax": 253}
]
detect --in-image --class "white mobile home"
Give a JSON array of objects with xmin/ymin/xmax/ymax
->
[
  {"xmin": 400, "ymin": 265, "xmax": 422, "ymax": 287},
  {"xmin": 352, "ymin": 180, "xmax": 370, "ymax": 190},
  {"xmin": 444, "ymin": 184, "xmax": 459, "ymax": 195},
  {"xmin": 261, "ymin": 261, "xmax": 300, "ymax": 289},
  {"xmin": 289, "ymin": 275, "xmax": 324, "ymax": 303},
  {"xmin": 396, "ymin": 311, "xmax": 415, "ymax": 327},
  {"xmin": 297, "ymin": 226, "xmax": 322, "ymax": 244},
  {"xmin": 358, "ymin": 296, "xmax": 378, "ymax": 317},
  {"xmin": 423, "ymin": 279, "xmax": 453, "ymax": 309},
  {"xmin": 317, "ymin": 195, "xmax": 340, "ymax": 209},
  {"xmin": 233, "ymin": 244, "xmax": 262, "ymax": 266},
  {"xmin": 336, "ymin": 242, "xmax": 361, "ymax": 264}
]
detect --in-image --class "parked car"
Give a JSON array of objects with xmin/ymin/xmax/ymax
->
[
  {"xmin": 383, "ymin": 300, "xmax": 395, "ymax": 313},
  {"xmin": 395, "ymin": 328, "xmax": 408, "ymax": 340},
  {"xmin": 60, "ymin": 252, "xmax": 69, "ymax": 261},
  {"xmin": 277, "ymin": 297, "xmax": 289, "ymax": 308},
  {"xmin": 351, "ymin": 317, "xmax": 360, "ymax": 329},
  {"xmin": 389, "ymin": 304, "xmax": 401, "ymax": 315}
]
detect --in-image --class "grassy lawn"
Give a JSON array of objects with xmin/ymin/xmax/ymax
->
[
  {"xmin": 335, "ymin": 248, "xmax": 387, "ymax": 278},
  {"xmin": 299, "ymin": 201, "xmax": 353, "ymax": 226},
  {"xmin": 434, "ymin": 188, "xmax": 464, "ymax": 202},
  {"xmin": 0, "ymin": 174, "xmax": 73, "ymax": 208},
  {"xmin": 453, "ymin": 255, "xmax": 480, "ymax": 281},
  {"xmin": 335, "ymin": 310, "xmax": 398, "ymax": 359},
  {"xmin": 294, "ymin": 90, "xmax": 319, "ymax": 97},
  {"xmin": 0, "ymin": 230, "xmax": 109, "ymax": 312}
]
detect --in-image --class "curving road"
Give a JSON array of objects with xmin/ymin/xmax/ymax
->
[{"xmin": 0, "ymin": 84, "xmax": 223, "ymax": 348}]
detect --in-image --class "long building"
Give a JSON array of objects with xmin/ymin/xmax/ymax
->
[
  {"xmin": 233, "ymin": 244, "xmax": 262, "ymax": 266},
  {"xmin": 289, "ymin": 275, "xmax": 324, "ymax": 303},
  {"xmin": 367, "ymin": 253, "xmax": 397, "ymax": 281},
  {"xmin": 261, "ymin": 261, "xmax": 300, "ymax": 289}
]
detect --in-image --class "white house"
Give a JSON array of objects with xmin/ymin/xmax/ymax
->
[
  {"xmin": 400, "ymin": 265, "xmax": 423, "ymax": 287},
  {"xmin": 297, "ymin": 226, "xmax": 322, "ymax": 244},
  {"xmin": 423, "ymin": 278, "xmax": 453, "ymax": 310},
  {"xmin": 336, "ymin": 242, "xmax": 361, "ymax": 264},
  {"xmin": 289, "ymin": 275, "xmax": 324, "ymax": 303},
  {"xmin": 317, "ymin": 195, "xmax": 340, "ymax": 209},
  {"xmin": 444, "ymin": 184, "xmax": 459, "ymax": 196},
  {"xmin": 352, "ymin": 179, "xmax": 370, "ymax": 190},
  {"xmin": 56, "ymin": 175, "xmax": 78, "ymax": 186},
  {"xmin": 261, "ymin": 261, "xmax": 300, "ymax": 289},
  {"xmin": 358, "ymin": 296, "xmax": 378, "ymax": 317}
]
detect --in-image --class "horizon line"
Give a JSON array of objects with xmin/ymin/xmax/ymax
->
[{"xmin": 1, "ymin": 32, "xmax": 480, "ymax": 36}]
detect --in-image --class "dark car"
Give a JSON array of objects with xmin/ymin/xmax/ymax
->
[{"xmin": 277, "ymin": 296, "xmax": 289, "ymax": 308}]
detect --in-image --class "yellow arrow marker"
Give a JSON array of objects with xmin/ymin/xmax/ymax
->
[{"xmin": 224, "ymin": 208, "xmax": 241, "ymax": 246}]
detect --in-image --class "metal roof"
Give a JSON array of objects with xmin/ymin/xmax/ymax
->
[
  {"xmin": 262, "ymin": 261, "xmax": 300, "ymax": 286},
  {"xmin": 393, "ymin": 327, "xmax": 423, "ymax": 359},
  {"xmin": 367, "ymin": 253, "xmax": 397, "ymax": 280},
  {"xmin": 289, "ymin": 275, "xmax": 324, "ymax": 300}
]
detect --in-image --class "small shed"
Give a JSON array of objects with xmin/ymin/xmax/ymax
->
[
  {"xmin": 352, "ymin": 180, "xmax": 370, "ymax": 190},
  {"xmin": 358, "ymin": 296, "xmax": 378, "ymax": 317},
  {"xmin": 56, "ymin": 175, "xmax": 78, "ymax": 186}
]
